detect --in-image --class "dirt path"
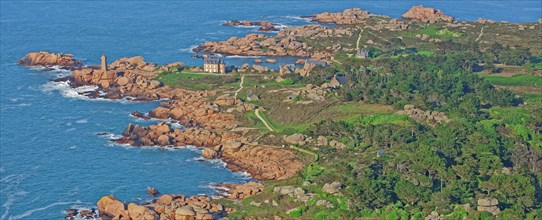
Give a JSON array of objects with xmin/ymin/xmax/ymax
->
[
  {"xmin": 290, "ymin": 145, "xmax": 319, "ymax": 163},
  {"xmin": 234, "ymin": 75, "xmax": 244, "ymax": 98},
  {"xmin": 475, "ymin": 27, "xmax": 484, "ymax": 42},
  {"xmin": 255, "ymin": 108, "xmax": 274, "ymax": 132},
  {"xmin": 356, "ymin": 29, "xmax": 364, "ymax": 50}
]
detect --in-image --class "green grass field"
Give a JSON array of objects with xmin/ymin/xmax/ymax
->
[
  {"xmin": 155, "ymin": 72, "xmax": 239, "ymax": 90},
  {"xmin": 480, "ymin": 74, "xmax": 542, "ymax": 86},
  {"xmin": 417, "ymin": 26, "xmax": 462, "ymax": 38}
]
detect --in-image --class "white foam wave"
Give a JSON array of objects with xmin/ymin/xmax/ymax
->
[
  {"xmin": 8, "ymin": 201, "xmax": 81, "ymax": 220},
  {"xmin": 282, "ymin": 15, "xmax": 312, "ymax": 22},
  {"xmin": 29, "ymin": 65, "xmax": 72, "ymax": 73},
  {"xmin": 183, "ymin": 145, "xmax": 202, "ymax": 153},
  {"xmin": 75, "ymin": 119, "xmax": 88, "ymax": 124},
  {"xmin": 97, "ymin": 132, "xmax": 123, "ymax": 140},
  {"xmin": 179, "ymin": 45, "xmax": 199, "ymax": 52},
  {"xmin": 41, "ymin": 81, "xmax": 96, "ymax": 100},
  {"xmin": 1, "ymin": 173, "xmax": 30, "ymax": 220},
  {"xmin": 233, "ymin": 171, "xmax": 252, "ymax": 180},
  {"xmin": 41, "ymin": 80, "xmax": 141, "ymax": 104}
]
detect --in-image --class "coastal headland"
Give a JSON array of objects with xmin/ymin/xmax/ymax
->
[{"xmin": 16, "ymin": 4, "xmax": 542, "ymax": 220}]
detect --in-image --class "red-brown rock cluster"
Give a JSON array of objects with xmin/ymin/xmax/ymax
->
[
  {"xmin": 214, "ymin": 182, "xmax": 264, "ymax": 199},
  {"xmin": 97, "ymin": 194, "xmax": 231, "ymax": 220},
  {"xmin": 117, "ymin": 122, "xmax": 303, "ymax": 181},
  {"xmin": 140, "ymin": 97, "xmax": 240, "ymax": 130},
  {"xmin": 118, "ymin": 122, "xmax": 226, "ymax": 147},
  {"xmin": 17, "ymin": 51, "xmax": 83, "ymax": 70},
  {"xmin": 69, "ymin": 56, "xmax": 187, "ymax": 101},
  {"xmin": 277, "ymin": 25, "xmax": 354, "ymax": 39},
  {"xmin": 219, "ymin": 144, "xmax": 304, "ymax": 181},
  {"xmin": 194, "ymin": 33, "xmax": 311, "ymax": 57},
  {"xmin": 308, "ymin": 8, "xmax": 377, "ymax": 24},
  {"xmin": 402, "ymin": 5, "xmax": 454, "ymax": 23}
]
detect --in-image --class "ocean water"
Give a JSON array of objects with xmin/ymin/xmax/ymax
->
[{"xmin": 1, "ymin": 1, "xmax": 540, "ymax": 219}]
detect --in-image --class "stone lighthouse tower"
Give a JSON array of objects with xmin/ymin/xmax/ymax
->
[{"xmin": 101, "ymin": 54, "xmax": 108, "ymax": 72}]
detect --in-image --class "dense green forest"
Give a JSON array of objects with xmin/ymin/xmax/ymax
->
[{"xmin": 268, "ymin": 41, "xmax": 542, "ymax": 219}]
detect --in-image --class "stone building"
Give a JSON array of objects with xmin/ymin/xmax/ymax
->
[{"xmin": 203, "ymin": 58, "xmax": 225, "ymax": 74}]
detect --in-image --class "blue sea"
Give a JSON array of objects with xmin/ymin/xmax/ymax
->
[{"xmin": 1, "ymin": 1, "xmax": 540, "ymax": 219}]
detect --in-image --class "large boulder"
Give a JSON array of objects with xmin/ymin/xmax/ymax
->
[
  {"xmin": 157, "ymin": 135, "xmax": 171, "ymax": 145},
  {"xmin": 252, "ymin": 64, "xmax": 269, "ymax": 73},
  {"xmin": 175, "ymin": 206, "xmax": 196, "ymax": 220},
  {"xmin": 116, "ymin": 76, "xmax": 131, "ymax": 86},
  {"xmin": 156, "ymin": 195, "xmax": 173, "ymax": 206},
  {"xmin": 477, "ymin": 198, "xmax": 500, "ymax": 216},
  {"xmin": 284, "ymin": 133, "xmax": 306, "ymax": 145},
  {"xmin": 97, "ymin": 195, "xmax": 126, "ymax": 218},
  {"xmin": 148, "ymin": 80, "xmax": 162, "ymax": 89},
  {"xmin": 149, "ymin": 107, "xmax": 170, "ymax": 119},
  {"xmin": 202, "ymin": 148, "xmax": 218, "ymax": 159},
  {"xmin": 323, "ymin": 182, "xmax": 343, "ymax": 194},
  {"xmin": 127, "ymin": 203, "xmax": 157, "ymax": 220}
]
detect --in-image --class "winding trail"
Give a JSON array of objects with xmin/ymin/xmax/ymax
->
[
  {"xmin": 290, "ymin": 145, "xmax": 319, "ymax": 163},
  {"xmin": 234, "ymin": 75, "xmax": 245, "ymax": 98},
  {"xmin": 356, "ymin": 29, "xmax": 364, "ymax": 50},
  {"xmin": 475, "ymin": 27, "xmax": 484, "ymax": 42},
  {"xmin": 255, "ymin": 108, "xmax": 274, "ymax": 132}
]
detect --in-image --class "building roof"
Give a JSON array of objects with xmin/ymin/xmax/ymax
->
[
  {"xmin": 204, "ymin": 58, "xmax": 224, "ymax": 64},
  {"xmin": 334, "ymin": 75, "xmax": 347, "ymax": 84}
]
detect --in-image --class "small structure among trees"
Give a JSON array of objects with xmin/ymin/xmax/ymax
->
[{"xmin": 355, "ymin": 49, "xmax": 369, "ymax": 58}]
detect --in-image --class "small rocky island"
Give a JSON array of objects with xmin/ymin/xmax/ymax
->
[{"xmin": 223, "ymin": 20, "xmax": 280, "ymax": 32}]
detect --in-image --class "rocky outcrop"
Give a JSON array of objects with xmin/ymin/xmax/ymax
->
[
  {"xmin": 96, "ymin": 194, "xmax": 231, "ymax": 220},
  {"xmin": 118, "ymin": 122, "xmax": 303, "ymax": 180},
  {"xmin": 402, "ymin": 5, "xmax": 454, "ymax": 23},
  {"xmin": 214, "ymin": 182, "xmax": 264, "ymax": 199},
  {"xmin": 476, "ymin": 18, "xmax": 496, "ymax": 24},
  {"xmin": 220, "ymin": 144, "xmax": 304, "ymax": 181},
  {"xmin": 397, "ymin": 105, "xmax": 450, "ymax": 126},
  {"xmin": 307, "ymin": 8, "xmax": 376, "ymax": 24},
  {"xmin": 17, "ymin": 52, "xmax": 83, "ymax": 70},
  {"xmin": 273, "ymin": 186, "xmax": 315, "ymax": 203},
  {"xmin": 477, "ymin": 198, "xmax": 500, "ymax": 216},
  {"xmin": 224, "ymin": 20, "xmax": 279, "ymax": 32},
  {"xmin": 194, "ymin": 33, "xmax": 311, "ymax": 57},
  {"xmin": 118, "ymin": 122, "xmax": 224, "ymax": 147},
  {"xmin": 135, "ymin": 96, "xmax": 240, "ymax": 130},
  {"xmin": 67, "ymin": 56, "xmax": 186, "ymax": 101},
  {"xmin": 282, "ymin": 133, "xmax": 345, "ymax": 149},
  {"xmin": 277, "ymin": 25, "xmax": 354, "ymax": 39},
  {"xmin": 322, "ymin": 182, "xmax": 343, "ymax": 195}
]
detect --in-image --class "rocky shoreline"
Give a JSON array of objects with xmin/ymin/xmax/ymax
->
[
  {"xmin": 18, "ymin": 51, "xmax": 305, "ymax": 219},
  {"xmin": 193, "ymin": 5, "xmax": 457, "ymax": 62}
]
